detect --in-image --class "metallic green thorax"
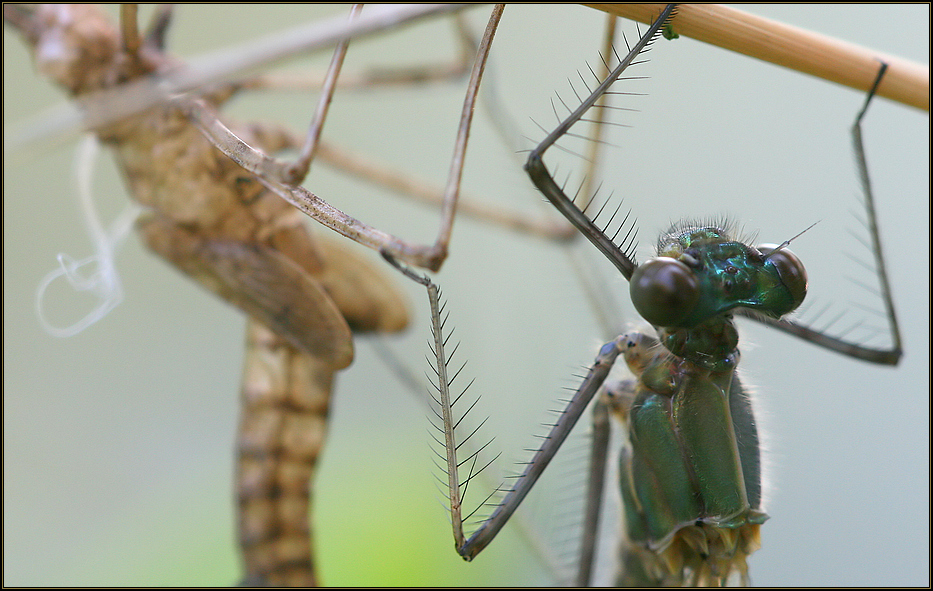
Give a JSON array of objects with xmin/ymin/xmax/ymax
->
[
  {"xmin": 614, "ymin": 224, "xmax": 805, "ymax": 585},
  {"xmin": 615, "ymin": 333, "xmax": 766, "ymax": 585}
]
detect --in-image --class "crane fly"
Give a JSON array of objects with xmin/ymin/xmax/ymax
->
[{"xmin": 3, "ymin": 4, "xmax": 929, "ymax": 586}]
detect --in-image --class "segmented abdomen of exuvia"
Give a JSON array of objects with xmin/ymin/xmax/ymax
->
[{"xmin": 237, "ymin": 319, "xmax": 335, "ymax": 587}]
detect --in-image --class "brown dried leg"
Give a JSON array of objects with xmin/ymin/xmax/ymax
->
[{"xmin": 184, "ymin": 5, "xmax": 508, "ymax": 273}]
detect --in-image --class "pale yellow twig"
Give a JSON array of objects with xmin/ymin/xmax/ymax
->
[{"xmin": 587, "ymin": 3, "xmax": 929, "ymax": 111}]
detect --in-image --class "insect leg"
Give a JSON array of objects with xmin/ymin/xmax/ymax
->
[
  {"xmin": 734, "ymin": 63, "xmax": 903, "ymax": 364},
  {"xmin": 183, "ymin": 5, "xmax": 506, "ymax": 273}
]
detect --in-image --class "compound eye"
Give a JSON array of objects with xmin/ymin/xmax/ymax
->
[
  {"xmin": 758, "ymin": 244, "xmax": 808, "ymax": 313},
  {"xmin": 630, "ymin": 257, "xmax": 700, "ymax": 327}
]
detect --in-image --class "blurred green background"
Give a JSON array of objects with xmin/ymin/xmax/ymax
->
[{"xmin": 4, "ymin": 5, "xmax": 929, "ymax": 586}]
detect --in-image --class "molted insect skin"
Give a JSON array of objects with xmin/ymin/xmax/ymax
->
[
  {"xmin": 238, "ymin": 320, "xmax": 334, "ymax": 587},
  {"xmin": 6, "ymin": 5, "xmax": 410, "ymax": 586}
]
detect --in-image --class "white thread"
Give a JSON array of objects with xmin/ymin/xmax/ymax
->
[{"xmin": 35, "ymin": 134, "xmax": 139, "ymax": 337}]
